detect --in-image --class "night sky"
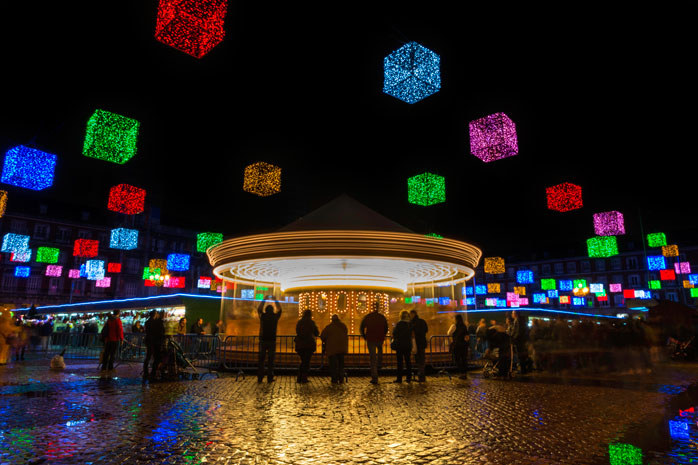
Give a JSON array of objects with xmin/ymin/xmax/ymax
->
[{"xmin": 1, "ymin": 2, "xmax": 694, "ymax": 259}]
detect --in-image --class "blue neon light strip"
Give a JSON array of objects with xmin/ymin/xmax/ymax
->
[
  {"xmin": 437, "ymin": 307, "xmax": 623, "ymax": 319},
  {"xmin": 16, "ymin": 293, "xmax": 299, "ymax": 312}
]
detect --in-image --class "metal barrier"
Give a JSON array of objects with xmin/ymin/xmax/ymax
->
[
  {"xmin": 220, "ymin": 335, "xmax": 325, "ymax": 371},
  {"xmin": 40, "ymin": 332, "xmax": 104, "ymax": 360}
]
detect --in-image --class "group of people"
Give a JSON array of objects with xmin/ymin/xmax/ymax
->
[{"xmin": 256, "ymin": 297, "xmax": 433, "ymax": 384}]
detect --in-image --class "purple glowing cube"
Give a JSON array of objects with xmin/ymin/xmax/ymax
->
[
  {"xmin": 674, "ymin": 262, "xmax": 691, "ymax": 275},
  {"xmin": 469, "ymin": 113, "xmax": 518, "ymax": 163},
  {"xmin": 593, "ymin": 211, "xmax": 625, "ymax": 236}
]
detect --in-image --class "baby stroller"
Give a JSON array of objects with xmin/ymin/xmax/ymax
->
[
  {"xmin": 160, "ymin": 337, "xmax": 218, "ymax": 381},
  {"xmin": 482, "ymin": 346, "xmax": 514, "ymax": 379}
]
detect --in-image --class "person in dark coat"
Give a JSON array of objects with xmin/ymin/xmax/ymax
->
[
  {"xmin": 486, "ymin": 324, "xmax": 512, "ymax": 377},
  {"xmin": 392, "ymin": 311, "xmax": 413, "ymax": 383},
  {"xmin": 143, "ymin": 310, "xmax": 165, "ymax": 382},
  {"xmin": 360, "ymin": 302, "xmax": 389, "ymax": 384},
  {"xmin": 295, "ymin": 310, "xmax": 319, "ymax": 383},
  {"xmin": 257, "ymin": 296, "xmax": 282, "ymax": 382},
  {"xmin": 190, "ymin": 318, "xmax": 205, "ymax": 335},
  {"xmin": 451, "ymin": 314, "xmax": 469, "ymax": 379},
  {"xmin": 409, "ymin": 309, "xmax": 428, "ymax": 382},
  {"xmin": 510, "ymin": 310, "xmax": 529, "ymax": 374},
  {"xmin": 320, "ymin": 314, "xmax": 348, "ymax": 383}
]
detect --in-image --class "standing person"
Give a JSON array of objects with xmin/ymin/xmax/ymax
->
[
  {"xmin": 486, "ymin": 323, "xmax": 512, "ymax": 377},
  {"xmin": 451, "ymin": 314, "xmax": 469, "ymax": 379},
  {"xmin": 475, "ymin": 318, "xmax": 488, "ymax": 355},
  {"xmin": 392, "ymin": 311, "xmax": 413, "ymax": 383},
  {"xmin": 360, "ymin": 302, "xmax": 389, "ymax": 384},
  {"xmin": 257, "ymin": 296, "xmax": 282, "ymax": 383},
  {"xmin": 39, "ymin": 318, "xmax": 53, "ymax": 352},
  {"xmin": 190, "ymin": 318, "xmax": 205, "ymax": 335},
  {"xmin": 177, "ymin": 318, "xmax": 187, "ymax": 335},
  {"xmin": 143, "ymin": 310, "xmax": 164, "ymax": 382},
  {"xmin": 510, "ymin": 310, "xmax": 529, "ymax": 374},
  {"xmin": 132, "ymin": 320, "xmax": 144, "ymax": 333},
  {"xmin": 211, "ymin": 320, "xmax": 224, "ymax": 337},
  {"xmin": 102, "ymin": 310, "xmax": 124, "ymax": 372},
  {"xmin": 12, "ymin": 319, "xmax": 27, "ymax": 362},
  {"xmin": 295, "ymin": 310, "xmax": 319, "ymax": 383},
  {"xmin": 320, "ymin": 314, "xmax": 348, "ymax": 384},
  {"xmin": 409, "ymin": 310, "xmax": 428, "ymax": 382}
]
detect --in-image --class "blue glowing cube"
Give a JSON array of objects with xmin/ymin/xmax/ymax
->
[
  {"xmin": 14, "ymin": 266, "xmax": 30, "ymax": 278},
  {"xmin": 110, "ymin": 228, "xmax": 139, "ymax": 250},
  {"xmin": 464, "ymin": 286, "xmax": 473, "ymax": 296},
  {"xmin": 80, "ymin": 264, "xmax": 87, "ymax": 278},
  {"xmin": 647, "ymin": 255, "xmax": 666, "ymax": 270},
  {"xmin": 532, "ymin": 293, "xmax": 546, "ymax": 304},
  {"xmin": 465, "ymin": 297, "xmax": 476, "ymax": 305},
  {"xmin": 689, "ymin": 274, "xmax": 698, "ymax": 285},
  {"xmin": 516, "ymin": 270, "xmax": 534, "ymax": 284},
  {"xmin": 438, "ymin": 297, "xmax": 451, "ymax": 306},
  {"xmin": 167, "ymin": 253, "xmax": 190, "ymax": 271},
  {"xmin": 1, "ymin": 233, "xmax": 30, "ymax": 253},
  {"xmin": 85, "ymin": 260, "xmax": 105, "ymax": 280},
  {"xmin": 1, "ymin": 145, "xmax": 57, "ymax": 191},
  {"xmin": 559, "ymin": 280, "xmax": 573, "ymax": 291},
  {"xmin": 241, "ymin": 289, "xmax": 254, "ymax": 299},
  {"xmin": 668, "ymin": 420, "xmax": 690, "ymax": 440},
  {"xmin": 496, "ymin": 299, "xmax": 507, "ymax": 308},
  {"xmin": 572, "ymin": 297, "xmax": 585, "ymax": 306},
  {"xmin": 383, "ymin": 41, "xmax": 441, "ymax": 104},
  {"xmin": 547, "ymin": 289, "xmax": 559, "ymax": 298},
  {"xmin": 475, "ymin": 284, "xmax": 487, "ymax": 295}
]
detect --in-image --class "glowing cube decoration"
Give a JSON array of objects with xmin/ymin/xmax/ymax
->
[
  {"xmin": 660, "ymin": 269, "xmax": 675, "ymax": 280},
  {"xmin": 484, "ymin": 257, "xmax": 505, "ymax": 274},
  {"xmin": 683, "ymin": 280, "xmax": 693, "ymax": 289},
  {"xmin": 647, "ymin": 232, "xmax": 666, "ymax": 247},
  {"xmin": 86, "ymin": 260, "xmax": 105, "ymax": 280},
  {"xmin": 167, "ymin": 253, "xmax": 190, "ymax": 271},
  {"xmin": 83, "ymin": 109, "xmax": 139, "ymax": 164},
  {"xmin": 572, "ymin": 297, "xmax": 585, "ymax": 306},
  {"xmin": 533, "ymin": 293, "xmax": 546, "ymax": 304},
  {"xmin": 164, "ymin": 276, "xmax": 185, "ymax": 288},
  {"xmin": 155, "ymin": 0, "xmax": 227, "ymax": 59},
  {"xmin": 469, "ymin": 113, "xmax": 518, "ymax": 163},
  {"xmin": 68, "ymin": 269, "xmax": 81, "ymax": 279},
  {"xmin": 73, "ymin": 239, "xmax": 99, "ymax": 258},
  {"xmin": 559, "ymin": 296, "xmax": 570, "ymax": 304},
  {"xmin": 383, "ymin": 41, "xmax": 440, "ymax": 104},
  {"xmin": 608, "ymin": 443, "xmax": 642, "ymax": 465},
  {"xmin": 465, "ymin": 297, "xmax": 476, "ymax": 306},
  {"xmin": 15, "ymin": 266, "xmax": 30, "ymax": 278},
  {"xmin": 674, "ymin": 262, "xmax": 691, "ymax": 274},
  {"xmin": 593, "ymin": 211, "xmax": 625, "ymax": 236},
  {"xmin": 514, "ymin": 286, "xmax": 526, "ymax": 296},
  {"xmin": 95, "ymin": 277, "xmax": 111, "ymax": 288},
  {"xmin": 2, "ymin": 233, "xmax": 30, "ymax": 253},
  {"xmin": 0, "ymin": 190, "xmax": 7, "ymax": 218},
  {"xmin": 691, "ymin": 288, "xmax": 698, "ymax": 298},
  {"xmin": 662, "ymin": 244, "xmax": 679, "ymax": 257},
  {"xmin": 540, "ymin": 279, "xmax": 556, "ymax": 290},
  {"xmin": 464, "ymin": 287, "xmax": 473, "ymax": 296},
  {"xmin": 196, "ymin": 232, "xmax": 223, "ymax": 252},
  {"xmin": 516, "ymin": 270, "xmax": 534, "ymax": 284},
  {"xmin": 689, "ymin": 274, "xmax": 698, "ymax": 285},
  {"xmin": 649, "ymin": 280, "xmax": 661, "ymax": 290},
  {"xmin": 487, "ymin": 283, "xmax": 500, "ymax": 293},
  {"xmin": 574, "ymin": 279, "xmax": 587, "ymax": 289},
  {"xmin": 1, "ymin": 145, "xmax": 57, "ymax": 191},
  {"xmin": 407, "ymin": 172, "xmax": 445, "ymax": 206},
  {"xmin": 11, "ymin": 250, "xmax": 31, "ymax": 262},
  {"xmin": 149, "ymin": 259, "xmax": 168, "ymax": 274},
  {"xmin": 587, "ymin": 236, "xmax": 619, "ymax": 258},
  {"xmin": 110, "ymin": 228, "xmax": 139, "ymax": 250},
  {"xmin": 108, "ymin": 184, "xmax": 146, "ymax": 215},
  {"xmin": 559, "ymin": 280, "xmax": 573, "ymax": 291},
  {"xmin": 45, "ymin": 265, "xmax": 62, "ymax": 277},
  {"xmin": 547, "ymin": 290, "xmax": 559, "ymax": 298},
  {"xmin": 590, "ymin": 283, "xmax": 604, "ymax": 293},
  {"xmin": 623, "ymin": 290, "xmax": 635, "ymax": 298},
  {"xmin": 475, "ymin": 285, "xmax": 487, "ymax": 295},
  {"xmin": 545, "ymin": 182, "xmax": 582, "ymax": 212},
  {"xmin": 647, "ymin": 256, "xmax": 666, "ymax": 270},
  {"xmin": 36, "ymin": 247, "xmax": 59, "ymax": 264},
  {"xmin": 243, "ymin": 162, "xmax": 281, "ymax": 197},
  {"xmin": 107, "ymin": 263, "xmax": 122, "ymax": 273},
  {"xmin": 198, "ymin": 277, "xmax": 212, "ymax": 289}
]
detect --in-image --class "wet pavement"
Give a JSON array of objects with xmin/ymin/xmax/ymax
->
[{"xmin": 0, "ymin": 360, "xmax": 697, "ymax": 464}]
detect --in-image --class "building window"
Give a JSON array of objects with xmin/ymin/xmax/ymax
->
[
  {"xmin": 27, "ymin": 276, "xmax": 42, "ymax": 293},
  {"xmin": 542, "ymin": 264, "xmax": 551, "ymax": 276},
  {"xmin": 581, "ymin": 261, "xmax": 591, "ymax": 273},
  {"xmin": 48, "ymin": 278, "xmax": 61, "ymax": 295},
  {"xmin": 614, "ymin": 295, "xmax": 625, "ymax": 307},
  {"xmin": 507, "ymin": 267, "xmax": 515, "ymax": 277},
  {"xmin": 127, "ymin": 258, "xmax": 140, "ymax": 274},
  {"xmin": 611, "ymin": 258, "xmax": 622, "ymax": 270},
  {"xmin": 125, "ymin": 282, "xmax": 138, "ymax": 297},
  {"xmin": 566, "ymin": 262, "xmax": 577, "ymax": 273},
  {"xmin": 34, "ymin": 224, "xmax": 50, "ymax": 239},
  {"xmin": 39, "ymin": 204, "xmax": 48, "ymax": 214},
  {"xmin": 626, "ymin": 257, "xmax": 638, "ymax": 270},
  {"xmin": 78, "ymin": 230, "xmax": 91, "ymax": 239},
  {"xmin": 612, "ymin": 274, "xmax": 623, "ymax": 284},
  {"xmin": 629, "ymin": 275, "xmax": 640, "ymax": 286},
  {"xmin": 596, "ymin": 275, "xmax": 608, "ymax": 285},
  {"xmin": 666, "ymin": 292, "xmax": 678, "ymax": 302},
  {"xmin": 57, "ymin": 228, "xmax": 72, "ymax": 243},
  {"xmin": 2, "ymin": 274, "xmax": 16, "ymax": 290},
  {"xmin": 595, "ymin": 259, "xmax": 606, "ymax": 271},
  {"xmin": 10, "ymin": 220, "xmax": 28, "ymax": 234},
  {"xmin": 554, "ymin": 263, "xmax": 564, "ymax": 275},
  {"xmin": 599, "ymin": 298, "xmax": 610, "ymax": 307}
]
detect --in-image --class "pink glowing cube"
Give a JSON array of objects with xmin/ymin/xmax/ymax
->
[
  {"xmin": 469, "ymin": 112, "xmax": 518, "ymax": 163},
  {"xmin": 609, "ymin": 283, "xmax": 622, "ymax": 293},
  {"xmin": 68, "ymin": 269, "xmax": 81, "ymax": 279},
  {"xmin": 45, "ymin": 265, "xmax": 62, "ymax": 277},
  {"xmin": 96, "ymin": 277, "xmax": 111, "ymax": 288},
  {"xmin": 593, "ymin": 211, "xmax": 625, "ymax": 236},
  {"xmin": 675, "ymin": 262, "xmax": 691, "ymax": 274}
]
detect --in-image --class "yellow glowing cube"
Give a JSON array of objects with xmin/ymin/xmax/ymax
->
[
  {"xmin": 487, "ymin": 283, "xmax": 500, "ymax": 293},
  {"xmin": 484, "ymin": 257, "xmax": 505, "ymax": 274},
  {"xmin": 243, "ymin": 162, "xmax": 281, "ymax": 197},
  {"xmin": 514, "ymin": 286, "xmax": 526, "ymax": 296},
  {"xmin": 662, "ymin": 244, "xmax": 679, "ymax": 257}
]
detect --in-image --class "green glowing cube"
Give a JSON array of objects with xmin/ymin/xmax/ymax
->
[
  {"xmin": 142, "ymin": 267, "xmax": 151, "ymax": 280},
  {"xmin": 407, "ymin": 172, "xmax": 445, "ymax": 206},
  {"xmin": 691, "ymin": 288, "xmax": 698, "ymax": 298},
  {"xmin": 83, "ymin": 109, "xmax": 140, "ymax": 164},
  {"xmin": 36, "ymin": 246, "xmax": 59, "ymax": 264},
  {"xmin": 649, "ymin": 280, "xmax": 661, "ymax": 289},
  {"xmin": 540, "ymin": 279, "xmax": 556, "ymax": 290},
  {"xmin": 647, "ymin": 232, "xmax": 667, "ymax": 247},
  {"xmin": 587, "ymin": 236, "xmax": 619, "ymax": 258},
  {"xmin": 573, "ymin": 279, "xmax": 587, "ymax": 289},
  {"xmin": 196, "ymin": 232, "xmax": 223, "ymax": 252},
  {"xmin": 608, "ymin": 443, "xmax": 642, "ymax": 465}
]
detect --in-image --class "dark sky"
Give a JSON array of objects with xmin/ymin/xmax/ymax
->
[{"xmin": 1, "ymin": 2, "xmax": 694, "ymax": 259}]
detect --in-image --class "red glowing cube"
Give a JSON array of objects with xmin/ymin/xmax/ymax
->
[
  {"xmin": 155, "ymin": 0, "xmax": 227, "ymax": 59},
  {"xmin": 144, "ymin": 279, "xmax": 156, "ymax": 287},
  {"xmin": 559, "ymin": 296, "xmax": 570, "ymax": 304},
  {"xmin": 73, "ymin": 239, "xmax": 99, "ymax": 258},
  {"xmin": 546, "ymin": 183, "xmax": 583, "ymax": 212},
  {"xmin": 107, "ymin": 263, "xmax": 122, "ymax": 273},
  {"xmin": 660, "ymin": 269, "xmax": 676, "ymax": 280},
  {"xmin": 108, "ymin": 184, "xmax": 146, "ymax": 215},
  {"xmin": 623, "ymin": 289, "xmax": 635, "ymax": 298},
  {"xmin": 165, "ymin": 276, "xmax": 186, "ymax": 288}
]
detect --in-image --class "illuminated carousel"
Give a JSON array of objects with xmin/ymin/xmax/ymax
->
[{"xmin": 207, "ymin": 195, "xmax": 482, "ymax": 337}]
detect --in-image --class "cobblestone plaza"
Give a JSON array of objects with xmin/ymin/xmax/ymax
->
[{"xmin": 1, "ymin": 361, "xmax": 697, "ymax": 464}]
